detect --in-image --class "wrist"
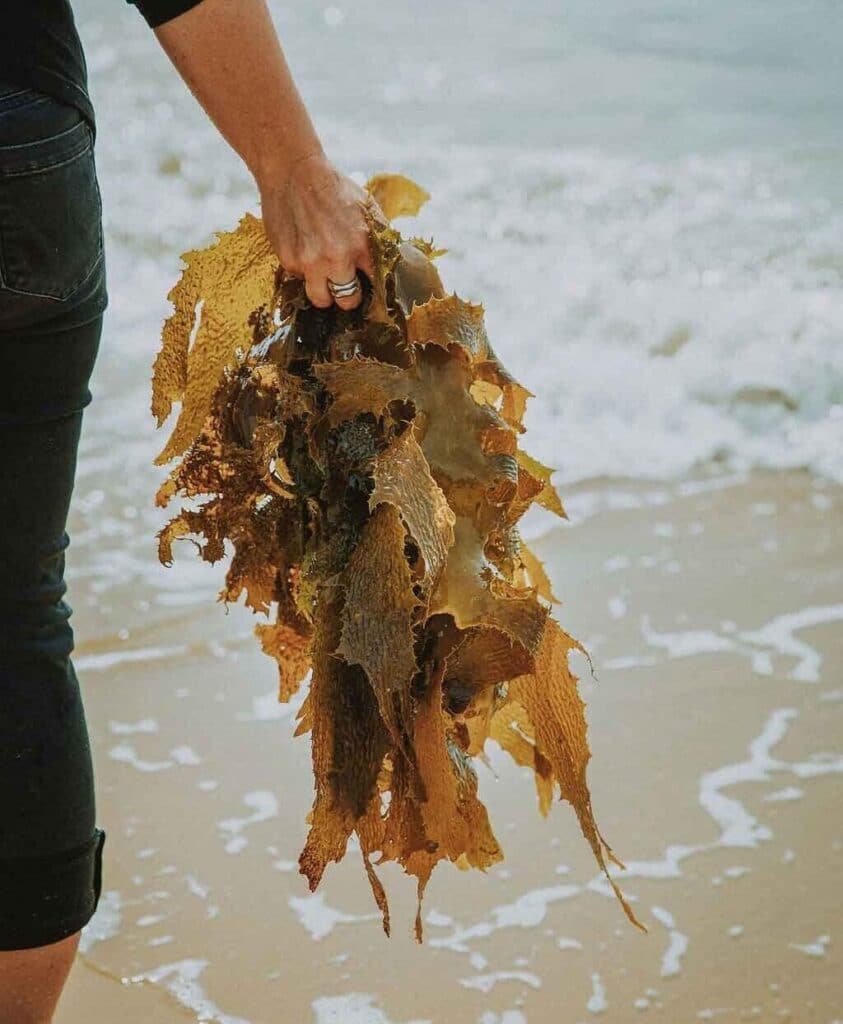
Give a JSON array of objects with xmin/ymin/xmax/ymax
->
[{"xmin": 252, "ymin": 144, "xmax": 329, "ymax": 196}]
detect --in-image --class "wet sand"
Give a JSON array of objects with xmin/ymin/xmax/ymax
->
[{"xmin": 57, "ymin": 470, "xmax": 841, "ymax": 1024}]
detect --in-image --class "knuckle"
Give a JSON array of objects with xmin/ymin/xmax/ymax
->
[
  {"xmin": 305, "ymin": 283, "xmax": 331, "ymax": 308},
  {"xmin": 325, "ymin": 244, "xmax": 348, "ymax": 266},
  {"xmin": 299, "ymin": 244, "xmax": 323, "ymax": 268},
  {"xmin": 278, "ymin": 250, "xmax": 299, "ymax": 274}
]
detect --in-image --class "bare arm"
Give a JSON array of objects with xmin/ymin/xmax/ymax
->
[{"xmin": 154, "ymin": 0, "xmax": 376, "ymax": 310}]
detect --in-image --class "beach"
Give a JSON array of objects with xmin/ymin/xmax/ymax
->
[
  {"xmin": 49, "ymin": 0, "xmax": 843, "ymax": 1019},
  {"xmin": 56, "ymin": 470, "xmax": 842, "ymax": 1023}
]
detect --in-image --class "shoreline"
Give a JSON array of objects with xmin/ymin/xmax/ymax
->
[{"xmin": 59, "ymin": 470, "xmax": 841, "ymax": 1023}]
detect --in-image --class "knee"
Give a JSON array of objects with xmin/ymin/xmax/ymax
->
[{"xmin": 0, "ymin": 544, "xmax": 74, "ymax": 661}]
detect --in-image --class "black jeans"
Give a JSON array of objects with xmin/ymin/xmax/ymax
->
[{"xmin": 0, "ymin": 83, "xmax": 106, "ymax": 950}]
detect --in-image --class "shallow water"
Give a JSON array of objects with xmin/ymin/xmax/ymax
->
[
  {"xmin": 61, "ymin": 472, "xmax": 842, "ymax": 1023},
  {"xmin": 55, "ymin": 4, "xmax": 843, "ymax": 1021}
]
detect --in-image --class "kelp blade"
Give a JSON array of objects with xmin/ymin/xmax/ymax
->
[{"xmin": 152, "ymin": 174, "xmax": 640, "ymax": 938}]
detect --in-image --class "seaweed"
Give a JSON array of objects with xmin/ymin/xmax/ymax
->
[{"xmin": 152, "ymin": 174, "xmax": 643, "ymax": 938}]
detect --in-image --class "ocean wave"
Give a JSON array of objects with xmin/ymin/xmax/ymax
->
[{"xmin": 80, "ymin": 13, "xmax": 843, "ymax": 488}]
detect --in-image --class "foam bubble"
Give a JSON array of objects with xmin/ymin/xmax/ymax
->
[
  {"xmin": 650, "ymin": 907, "xmax": 689, "ymax": 978},
  {"xmin": 789, "ymin": 935, "xmax": 831, "ymax": 958},
  {"xmin": 79, "ymin": 890, "xmax": 122, "ymax": 953},
  {"xmin": 236, "ymin": 685, "xmax": 307, "ymax": 722},
  {"xmin": 128, "ymin": 959, "xmax": 250, "ymax": 1024},
  {"xmin": 289, "ymin": 893, "xmax": 379, "ymax": 942},
  {"xmin": 108, "ymin": 743, "xmax": 173, "ymax": 773},
  {"xmin": 217, "ymin": 790, "xmax": 279, "ymax": 852},
  {"xmin": 109, "ymin": 718, "xmax": 159, "ymax": 735},
  {"xmin": 312, "ymin": 994, "xmax": 430, "ymax": 1024},
  {"xmin": 76, "ymin": 644, "xmax": 188, "ymax": 672},
  {"xmin": 587, "ymin": 972, "xmax": 608, "ymax": 1013},
  {"xmin": 460, "ymin": 971, "xmax": 541, "ymax": 994},
  {"xmin": 430, "ymin": 884, "xmax": 581, "ymax": 954}
]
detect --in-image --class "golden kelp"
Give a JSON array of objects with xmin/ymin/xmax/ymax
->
[{"xmin": 152, "ymin": 175, "xmax": 642, "ymax": 938}]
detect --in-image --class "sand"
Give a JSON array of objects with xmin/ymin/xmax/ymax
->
[{"xmin": 56, "ymin": 470, "xmax": 841, "ymax": 1024}]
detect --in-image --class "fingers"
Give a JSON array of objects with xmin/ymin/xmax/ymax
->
[
  {"xmin": 303, "ymin": 272, "xmax": 333, "ymax": 309},
  {"xmin": 326, "ymin": 264, "xmax": 364, "ymax": 311},
  {"xmin": 302, "ymin": 261, "xmax": 363, "ymax": 311},
  {"xmin": 304, "ymin": 222, "xmax": 373, "ymax": 311},
  {"xmin": 361, "ymin": 194, "xmax": 389, "ymax": 230},
  {"xmin": 354, "ymin": 234, "xmax": 376, "ymax": 283},
  {"xmin": 267, "ymin": 171, "xmax": 384, "ymax": 312}
]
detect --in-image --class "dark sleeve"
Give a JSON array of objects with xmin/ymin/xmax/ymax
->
[{"xmin": 129, "ymin": 0, "xmax": 206, "ymax": 29}]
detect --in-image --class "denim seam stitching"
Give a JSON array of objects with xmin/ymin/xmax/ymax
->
[
  {"xmin": 0, "ymin": 117, "xmax": 87, "ymax": 154},
  {"xmin": 0, "ymin": 249, "xmax": 104, "ymax": 303},
  {"xmin": 0, "ymin": 137, "xmax": 93, "ymax": 180},
  {"xmin": 0, "ymin": 97, "xmax": 51, "ymax": 117},
  {"xmin": 0, "ymin": 123, "xmax": 101, "ymax": 300},
  {"xmin": 0, "ymin": 92, "xmax": 50, "ymax": 115}
]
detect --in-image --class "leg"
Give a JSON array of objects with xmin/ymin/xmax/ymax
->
[
  {"xmin": 0, "ymin": 934, "xmax": 80, "ymax": 1024},
  {"xmin": 0, "ymin": 81, "xmax": 107, "ymax": 1016}
]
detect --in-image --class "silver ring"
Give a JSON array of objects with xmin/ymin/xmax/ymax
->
[{"xmin": 328, "ymin": 275, "xmax": 361, "ymax": 298}]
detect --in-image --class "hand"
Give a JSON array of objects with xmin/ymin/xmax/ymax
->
[{"xmin": 258, "ymin": 153, "xmax": 383, "ymax": 312}]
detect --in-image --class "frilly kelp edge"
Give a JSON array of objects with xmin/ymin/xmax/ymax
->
[{"xmin": 151, "ymin": 173, "xmax": 644, "ymax": 940}]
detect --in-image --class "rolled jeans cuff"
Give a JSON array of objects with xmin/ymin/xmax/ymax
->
[{"xmin": 0, "ymin": 828, "xmax": 105, "ymax": 951}]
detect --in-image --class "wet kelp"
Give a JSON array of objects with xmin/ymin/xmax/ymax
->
[{"xmin": 152, "ymin": 175, "xmax": 641, "ymax": 938}]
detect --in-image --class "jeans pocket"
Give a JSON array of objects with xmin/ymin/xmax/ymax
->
[{"xmin": 0, "ymin": 106, "xmax": 103, "ymax": 303}]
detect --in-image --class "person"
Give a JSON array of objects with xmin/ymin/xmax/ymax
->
[{"xmin": 0, "ymin": 1, "xmax": 382, "ymax": 1019}]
